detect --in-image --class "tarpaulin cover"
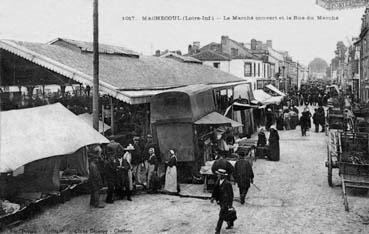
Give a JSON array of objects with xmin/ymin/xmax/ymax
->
[
  {"xmin": 253, "ymin": 89, "xmax": 282, "ymax": 105},
  {"xmin": 265, "ymin": 84, "xmax": 286, "ymax": 96},
  {"xmin": 78, "ymin": 113, "xmax": 111, "ymax": 133},
  {"xmin": 0, "ymin": 103, "xmax": 109, "ymax": 173},
  {"xmin": 195, "ymin": 111, "xmax": 243, "ymax": 128},
  {"xmin": 253, "ymin": 89, "xmax": 272, "ymax": 103}
]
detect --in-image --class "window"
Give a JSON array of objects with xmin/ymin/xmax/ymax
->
[
  {"xmin": 258, "ymin": 63, "xmax": 260, "ymax": 77},
  {"xmin": 244, "ymin": 62, "xmax": 252, "ymax": 77},
  {"xmin": 254, "ymin": 63, "xmax": 256, "ymax": 77},
  {"xmin": 213, "ymin": 62, "xmax": 220, "ymax": 69}
]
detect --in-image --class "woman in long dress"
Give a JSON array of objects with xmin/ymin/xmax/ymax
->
[
  {"xmin": 164, "ymin": 150, "xmax": 178, "ymax": 193},
  {"xmin": 147, "ymin": 147, "xmax": 159, "ymax": 191},
  {"xmin": 123, "ymin": 144, "xmax": 135, "ymax": 200},
  {"xmin": 268, "ymin": 127, "xmax": 280, "ymax": 161}
]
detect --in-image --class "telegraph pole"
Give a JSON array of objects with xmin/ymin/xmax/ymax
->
[{"xmin": 92, "ymin": 0, "xmax": 99, "ymax": 131}]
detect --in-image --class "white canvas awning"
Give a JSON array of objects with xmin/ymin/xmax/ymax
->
[
  {"xmin": 0, "ymin": 103, "xmax": 110, "ymax": 173},
  {"xmin": 265, "ymin": 84, "xmax": 286, "ymax": 96},
  {"xmin": 78, "ymin": 113, "xmax": 111, "ymax": 133}
]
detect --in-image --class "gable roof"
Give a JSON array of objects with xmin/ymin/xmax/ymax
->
[
  {"xmin": 0, "ymin": 103, "xmax": 109, "ymax": 173},
  {"xmin": 191, "ymin": 50, "xmax": 231, "ymax": 61},
  {"xmin": 160, "ymin": 52, "xmax": 202, "ymax": 64},
  {"xmin": 0, "ymin": 39, "xmax": 243, "ymax": 104}
]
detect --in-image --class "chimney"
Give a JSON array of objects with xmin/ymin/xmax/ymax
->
[
  {"xmin": 251, "ymin": 39, "xmax": 257, "ymax": 50},
  {"xmin": 221, "ymin": 35, "xmax": 229, "ymax": 46},
  {"xmin": 266, "ymin": 40, "xmax": 272, "ymax": 48},
  {"xmin": 188, "ymin": 44, "xmax": 193, "ymax": 55},
  {"xmin": 155, "ymin": 50, "xmax": 161, "ymax": 56},
  {"xmin": 192, "ymin": 41, "xmax": 200, "ymax": 54}
]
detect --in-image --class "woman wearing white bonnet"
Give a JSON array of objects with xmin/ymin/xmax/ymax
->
[{"xmin": 164, "ymin": 149, "xmax": 179, "ymax": 193}]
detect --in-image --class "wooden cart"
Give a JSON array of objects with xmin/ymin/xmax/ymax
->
[{"xmin": 326, "ymin": 131, "xmax": 369, "ymax": 211}]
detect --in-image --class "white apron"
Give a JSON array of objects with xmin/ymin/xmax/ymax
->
[{"xmin": 164, "ymin": 165, "xmax": 177, "ymax": 193}]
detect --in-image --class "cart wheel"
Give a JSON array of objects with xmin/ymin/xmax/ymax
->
[{"xmin": 327, "ymin": 145, "xmax": 333, "ymax": 187}]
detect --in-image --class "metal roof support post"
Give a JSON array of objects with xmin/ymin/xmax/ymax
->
[
  {"xmin": 92, "ymin": 0, "xmax": 99, "ymax": 131},
  {"xmin": 110, "ymin": 96, "xmax": 115, "ymax": 135}
]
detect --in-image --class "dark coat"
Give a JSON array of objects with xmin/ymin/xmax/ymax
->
[
  {"xmin": 211, "ymin": 158, "xmax": 234, "ymax": 176},
  {"xmin": 257, "ymin": 132, "xmax": 267, "ymax": 147},
  {"xmin": 88, "ymin": 161, "xmax": 103, "ymax": 192},
  {"xmin": 234, "ymin": 159, "xmax": 254, "ymax": 188},
  {"xmin": 131, "ymin": 143, "xmax": 143, "ymax": 165},
  {"xmin": 104, "ymin": 159, "xmax": 116, "ymax": 184},
  {"xmin": 115, "ymin": 158, "xmax": 130, "ymax": 189},
  {"xmin": 212, "ymin": 179, "xmax": 234, "ymax": 208}
]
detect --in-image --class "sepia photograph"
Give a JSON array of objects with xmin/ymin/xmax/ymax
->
[{"xmin": 1, "ymin": 0, "xmax": 369, "ymax": 233}]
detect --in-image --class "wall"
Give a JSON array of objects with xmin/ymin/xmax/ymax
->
[{"xmin": 202, "ymin": 60, "xmax": 230, "ymax": 73}]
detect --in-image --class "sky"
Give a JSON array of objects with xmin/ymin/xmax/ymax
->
[{"xmin": 0, "ymin": 0, "xmax": 365, "ymax": 65}]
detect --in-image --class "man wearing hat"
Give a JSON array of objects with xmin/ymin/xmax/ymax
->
[
  {"xmin": 234, "ymin": 151, "xmax": 254, "ymax": 204},
  {"xmin": 211, "ymin": 169, "xmax": 235, "ymax": 233},
  {"xmin": 123, "ymin": 144, "xmax": 135, "ymax": 200}
]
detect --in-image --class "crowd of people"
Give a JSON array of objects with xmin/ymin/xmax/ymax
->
[{"xmin": 87, "ymin": 134, "xmax": 179, "ymax": 208}]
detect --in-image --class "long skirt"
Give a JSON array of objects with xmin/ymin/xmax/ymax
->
[
  {"xmin": 164, "ymin": 166, "xmax": 177, "ymax": 193},
  {"xmin": 147, "ymin": 164, "xmax": 156, "ymax": 189},
  {"xmin": 268, "ymin": 142, "xmax": 280, "ymax": 161},
  {"xmin": 127, "ymin": 169, "xmax": 133, "ymax": 191}
]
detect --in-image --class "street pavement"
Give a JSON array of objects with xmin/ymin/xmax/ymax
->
[{"xmin": 5, "ymin": 106, "xmax": 369, "ymax": 234}]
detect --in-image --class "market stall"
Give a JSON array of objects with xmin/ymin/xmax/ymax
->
[{"xmin": 0, "ymin": 103, "xmax": 109, "ymax": 225}]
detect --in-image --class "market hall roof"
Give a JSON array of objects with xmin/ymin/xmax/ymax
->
[{"xmin": 0, "ymin": 39, "xmax": 244, "ymax": 104}]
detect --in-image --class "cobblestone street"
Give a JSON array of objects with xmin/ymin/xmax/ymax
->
[{"xmin": 5, "ymin": 108, "xmax": 369, "ymax": 234}]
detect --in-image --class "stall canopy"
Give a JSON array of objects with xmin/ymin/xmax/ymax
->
[
  {"xmin": 252, "ymin": 89, "xmax": 272, "ymax": 104},
  {"xmin": 78, "ymin": 113, "xmax": 111, "ymax": 133},
  {"xmin": 265, "ymin": 84, "xmax": 286, "ymax": 96},
  {"xmin": 194, "ymin": 111, "xmax": 243, "ymax": 127},
  {"xmin": 0, "ymin": 103, "xmax": 110, "ymax": 173},
  {"xmin": 252, "ymin": 89, "xmax": 283, "ymax": 105}
]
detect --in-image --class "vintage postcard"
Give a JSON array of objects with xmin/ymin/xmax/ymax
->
[{"xmin": 1, "ymin": 0, "xmax": 369, "ymax": 233}]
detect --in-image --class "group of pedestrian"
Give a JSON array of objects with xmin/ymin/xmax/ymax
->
[
  {"xmin": 87, "ymin": 134, "xmax": 179, "ymax": 208},
  {"xmin": 256, "ymin": 127, "xmax": 280, "ymax": 161},
  {"xmin": 275, "ymin": 106, "xmax": 299, "ymax": 131},
  {"xmin": 313, "ymin": 106, "xmax": 326, "ymax": 133},
  {"xmin": 211, "ymin": 149, "xmax": 254, "ymax": 234}
]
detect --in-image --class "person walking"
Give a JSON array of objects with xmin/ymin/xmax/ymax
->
[
  {"xmin": 313, "ymin": 108, "xmax": 320, "ymax": 133},
  {"xmin": 268, "ymin": 127, "xmax": 280, "ymax": 161},
  {"xmin": 88, "ymin": 153, "xmax": 105, "ymax": 208},
  {"xmin": 211, "ymin": 169, "xmax": 235, "ymax": 234},
  {"xmin": 164, "ymin": 149, "xmax": 178, "ymax": 194},
  {"xmin": 318, "ymin": 106, "xmax": 326, "ymax": 132},
  {"xmin": 300, "ymin": 111, "xmax": 309, "ymax": 136},
  {"xmin": 211, "ymin": 153, "xmax": 234, "ymax": 179},
  {"xmin": 234, "ymin": 151, "xmax": 254, "ymax": 204}
]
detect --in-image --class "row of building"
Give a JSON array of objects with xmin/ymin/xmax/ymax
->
[
  {"xmin": 156, "ymin": 36, "xmax": 308, "ymax": 93},
  {"xmin": 328, "ymin": 7, "xmax": 369, "ymax": 103}
]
